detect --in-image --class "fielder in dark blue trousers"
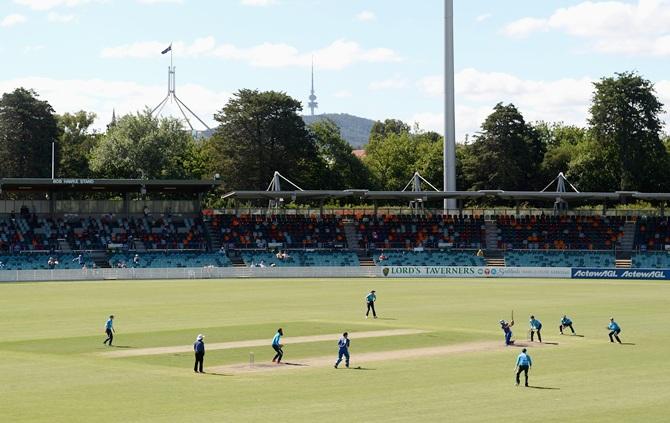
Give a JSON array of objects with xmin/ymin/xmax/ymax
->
[{"xmin": 334, "ymin": 332, "xmax": 350, "ymax": 369}]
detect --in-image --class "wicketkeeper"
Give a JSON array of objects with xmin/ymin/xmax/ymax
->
[{"xmin": 559, "ymin": 315, "xmax": 575, "ymax": 335}]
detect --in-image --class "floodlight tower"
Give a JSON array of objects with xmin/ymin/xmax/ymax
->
[
  {"xmin": 444, "ymin": 0, "xmax": 457, "ymax": 211},
  {"xmin": 151, "ymin": 44, "xmax": 211, "ymax": 131},
  {"xmin": 308, "ymin": 58, "xmax": 318, "ymax": 116}
]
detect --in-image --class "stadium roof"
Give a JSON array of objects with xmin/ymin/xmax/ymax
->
[
  {"xmin": 0, "ymin": 178, "xmax": 223, "ymax": 193},
  {"xmin": 221, "ymin": 189, "xmax": 670, "ymax": 203}
]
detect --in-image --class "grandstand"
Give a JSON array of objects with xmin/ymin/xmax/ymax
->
[{"xmin": 2, "ymin": 177, "xmax": 670, "ymax": 274}]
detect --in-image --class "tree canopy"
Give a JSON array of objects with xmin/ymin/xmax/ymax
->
[
  {"xmin": 90, "ymin": 111, "xmax": 198, "ymax": 179},
  {"xmin": 0, "ymin": 88, "xmax": 59, "ymax": 178},
  {"xmin": 205, "ymin": 89, "xmax": 325, "ymax": 190}
]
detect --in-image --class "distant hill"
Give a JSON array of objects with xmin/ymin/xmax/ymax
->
[{"xmin": 303, "ymin": 113, "xmax": 375, "ymax": 148}]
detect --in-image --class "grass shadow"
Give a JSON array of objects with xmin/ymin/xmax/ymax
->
[
  {"xmin": 619, "ymin": 342, "xmax": 636, "ymax": 346},
  {"xmin": 351, "ymin": 366, "xmax": 375, "ymax": 371},
  {"xmin": 541, "ymin": 342, "xmax": 559, "ymax": 345},
  {"xmin": 111, "ymin": 345, "xmax": 133, "ymax": 349},
  {"xmin": 527, "ymin": 386, "xmax": 560, "ymax": 390},
  {"xmin": 281, "ymin": 362, "xmax": 308, "ymax": 367},
  {"xmin": 375, "ymin": 317, "xmax": 397, "ymax": 321},
  {"xmin": 203, "ymin": 372, "xmax": 233, "ymax": 377}
]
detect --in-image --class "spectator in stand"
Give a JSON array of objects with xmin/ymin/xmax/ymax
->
[
  {"xmin": 219, "ymin": 246, "xmax": 226, "ymax": 255},
  {"xmin": 0, "ymin": 261, "xmax": 4, "ymax": 270},
  {"xmin": 72, "ymin": 254, "xmax": 84, "ymax": 268},
  {"xmin": 476, "ymin": 248, "xmax": 485, "ymax": 257},
  {"xmin": 378, "ymin": 251, "xmax": 387, "ymax": 262},
  {"xmin": 143, "ymin": 206, "xmax": 150, "ymax": 217},
  {"xmin": 48, "ymin": 256, "xmax": 58, "ymax": 269},
  {"xmin": 133, "ymin": 254, "xmax": 140, "ymax": 267}
]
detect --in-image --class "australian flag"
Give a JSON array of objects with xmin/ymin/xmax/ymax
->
[{"xmin": 161, "ymin": 44, "xmax": 172, "ymax": 55}]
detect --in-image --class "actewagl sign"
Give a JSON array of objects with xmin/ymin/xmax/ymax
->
[{"xmin": 571, "ymin": 268, "xmax": 670, "ymax": 280}]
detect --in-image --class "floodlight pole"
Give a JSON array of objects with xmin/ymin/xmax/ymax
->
[{"xmin": 443, "ymin": 0, "xmax": 457, "ymax": 212}]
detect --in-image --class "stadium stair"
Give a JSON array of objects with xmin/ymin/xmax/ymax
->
[
  {"xmin": 230, "ymin": 255, "xmax": 246, "ymax": 267},
  {"xmin": 357, "ymin": 252, "xmax": 376, "ymax": 266},
  {"xmin": 204, "ymin": 219, "xmax": 221, "ymax": 250},
  {"xmin": 92, "ymin": 251, "xmax": 111, "ymax": 268},
  {"xmin": 485, "ymin": 257, "xmax": 505, "ymax": 267},
  {"xmin": 58, "ymin": 239, "xmax": 71, "ymax": 252},
  {"xmin": 615, "ymin": 258, "xmax": 632, "ymax": 268},
  {"xmin": 484, "ymin": 220, "xmax": 498, "ymax": 249},
  {"xmin": 342, "ymin": 220, "xmax": 359, "ymax": 250},
  {"xmin": 618, "ymin": 221, "xmax": 636, "ymax": 251}
]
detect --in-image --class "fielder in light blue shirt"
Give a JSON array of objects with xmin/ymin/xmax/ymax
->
[
  {"xmin": 271, "ymin": 328, "xmax": 284, "ymax": 363},
  {"xmin": 607, "ymin": 318, "xmax": 622, "ymax": 343},
  {"xmin": 560, "ymin": 315, "xmax": 575, "ymax": 335},
  {"xmin": 529, "ymin": 315, "xmax": 542, "ymax": 343},
  {"xmin": 365, "ymin": 290, "xmax": 377, "ymax": 319},
  {"xmin": 515, "ymin": 348, "xmax": 532, "ymax": 387}
]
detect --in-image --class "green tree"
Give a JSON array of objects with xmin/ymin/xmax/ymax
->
[
  {"xmin": 534, "ymin": 122, "xmax": 587, "ymax": 181},
  {"xmin": 57, "ymin": 111, "xmax": 99, "ymax": 178},
  {"xmin": 364, "ymin": 127, "xmax": 445, "ymax": 191},
  {"xmin": 90, "ymin": 111, "xmax": 198, "ymax": 179},
  {"xmin": 206, "ymin": 89, "xmax": 324, "ymax": 190},
  {"xmin": 369, "ymin": 119, "xmax": 411, "ymax": 141},
  {"xmin": 0, "ymin": 88, "xmax": 59, "ymax": 178},
  {"xmin": 461, "ymin": 103, "xmax": 545, "ymax": 191},
  {"xmin": 582, "ymin": 71, "xmax": 667, "ymax": 191},
  {"xmin": 309, "ymin": 119, "xmax": 373, "ymax": 189}
]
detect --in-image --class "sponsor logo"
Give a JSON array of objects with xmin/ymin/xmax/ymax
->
[
  {"xmin": 571, "ymin": 268, "xmax": 669, "ymax": 280},
  {"xmin": 382, "ymin": 268, "xmax": 389, "ymax": 277}
]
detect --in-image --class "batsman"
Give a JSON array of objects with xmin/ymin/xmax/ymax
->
[{"xmin": 500, "ymin": 312, "xmax": 515, "ymax": 346}]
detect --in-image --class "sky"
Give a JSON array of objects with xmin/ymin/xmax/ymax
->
[{"xmin": 1, "ymin": 0, "xmax": 669, "ymax": 141}]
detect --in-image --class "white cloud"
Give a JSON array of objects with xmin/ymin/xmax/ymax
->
[
  {"xmin": 137, "ymin": 0, "xmax": 183, "ymax": 3},
  {"xmin": 502, "ymin": 0, "xmax": 670, "ymax": 56},
  {"xmin": 356, "ymin": 10, "xmax": 376, "ymax": 22},
  {"xmin": 13, "ymin": 0, "xmax": 98, "ymax": 11},
  {"xmin": 417, "ymin": 75, "xmax": 443, "ymax": 97},
  {"xmin": 23, "ymin": 45, "xmax": 45, "ymax": 54},
  {"xmin": 101, "ymin": 37, "xmax": 402, "ymax": 70},
  {"xmin": 333, "ymin": 90, "xmax": 352, "ymax": 98},
  {"xmin": 475, "ymin": 13, "xmax": 491, "ymax": 23},
  {"xmin": 1, "ymin": 13, "xmax": 27, "ymax": 27},
  {"xmin": 47, "ymin": 12, "xmax": 76, "ymax": 22},
  {"xmin": 502, "ymin": 17, "xmax": 547, "ymax": 38},
  {"xmin": 241, "ymin": 0, "xmax": 277, "ymax": 6},
  {"xmin": 369, "ymin": 76, "xmax": 407, "ymax": 91},
  {"xmin": 0, "ymin": 77, "xmax": 229, "ymax": 131}
]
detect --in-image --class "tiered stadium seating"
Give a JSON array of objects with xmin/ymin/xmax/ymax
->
[
  {"xmin": 212, "ymin": 215, "xmax": 346, "ymax": 248},
  {"xmin": 0, "ymin": 253, "xmax": 94, "ymax": 270},
  {"xmin": 240, "ymin": 250, "xmax": 359, "ymax": 267},
  {"xmin": 354, "ymin": 215, "xmax": 485, "ymax": 249},
  {"xmin": 631, "ymin": 252, "xmax": 670, "ymax": 268},
  {"xmin": 504, "ymin": 251, "xmax": 615, "ymax": 267},
  {"xmin": 66, "ymin": 215, "xmax": 206, "ymax": 250},
  {"xmin": 373, "ymin": 250, "xmax": 485, "ymax": 266},
  {"xmin": 0, "ymin": 216, "xmax": 70, "ymax": 251},
  {"xmin": 496, "ymin": 215, "xmax": 624, "ymax": 250},
  {"xmin": 108, "ymin": 252, "xmax": 231, "ymax": 268},
  {"xmin": 634, "ymin": 217, "xmax": 670, "ymax": 251}
]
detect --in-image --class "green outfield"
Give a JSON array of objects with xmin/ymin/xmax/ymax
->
[{"xmin": 0, "ymin": 277, "xmax": 669, "ymax": 422}]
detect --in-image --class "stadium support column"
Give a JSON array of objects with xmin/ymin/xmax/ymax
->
[
  {"xmin": 123, "ymin": 192, "xmax": 129, "ymax": 216},
  {"xmin": 444, "ymin": 0, "xmax": 457, "ymax": 212}
]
